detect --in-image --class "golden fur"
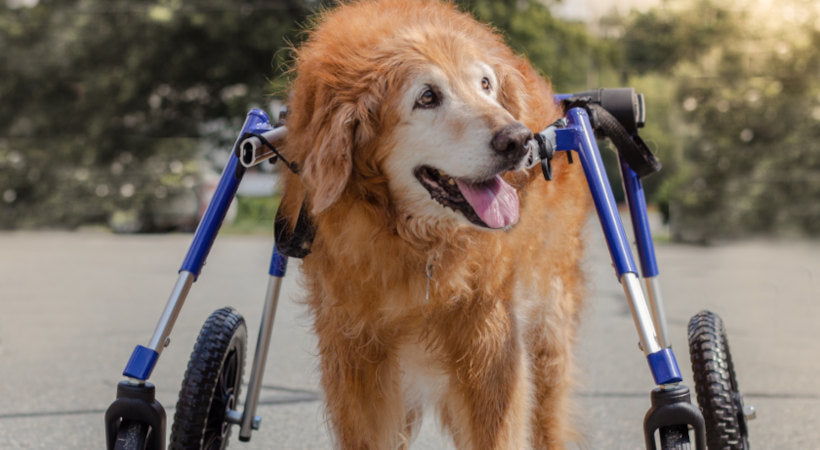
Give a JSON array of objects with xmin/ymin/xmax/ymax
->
[{"xmin": 279, "ymin": 1, "xmax": 591, "ymax": 448}]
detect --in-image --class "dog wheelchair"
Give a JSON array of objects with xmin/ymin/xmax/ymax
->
[{"xmin": 104, "ymin": 88, "xmax": 753, "ymax": 449}]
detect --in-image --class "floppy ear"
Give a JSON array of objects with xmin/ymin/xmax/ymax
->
[
  {"xmin": 497, "ymin": 55, "xmax": 558, "ymax": 131},
  {"xmin": 301, "ymin": 102, "xmax": 358, "ymax": 215},
  {"xmin": 495, "ymin": 60, "xmax": 527, "ymax": 120}
]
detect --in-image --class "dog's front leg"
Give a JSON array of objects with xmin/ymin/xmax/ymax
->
[
  {"xmin": 316, "ymin": 321, "xmax": 408, "ymax": 449},
  {"xmin": 435, "ymin": 300, "xmax": 532, "ymax": 450}
]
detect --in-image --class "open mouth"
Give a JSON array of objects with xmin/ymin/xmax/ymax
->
[{"xmin": 413, "ymin": 166, "xmax": 520, "ymax": 229}]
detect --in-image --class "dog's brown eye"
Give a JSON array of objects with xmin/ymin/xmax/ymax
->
[
  {"xmin": 416, "ymin": 87, "xmax": 440, "ymax": 109},
  {"xmin": 481, "ymin": 77, "xmax": 491, "ymax": 91}
]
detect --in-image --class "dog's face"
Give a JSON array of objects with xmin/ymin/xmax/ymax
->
[
  {"xmin": 286, "ymin": 3, "xmax": 544, "ymax": 235},
  {"xmin": 383, "ymin": 58, "xmax": 535, "ymax": 230}
]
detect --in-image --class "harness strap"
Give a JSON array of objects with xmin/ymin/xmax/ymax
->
[
  {"xmin": 274, "ymin": 200, "xmax": 315, "ymax": 258},
  {"xmin": 246, "ymin": 131, "xmax": 301, "ymax": 175},
  {"xmin": 563, "ymin": 98, "xmax": 662, "ymax": 178}
]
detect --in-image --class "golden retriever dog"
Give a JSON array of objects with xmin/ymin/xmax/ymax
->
[{"xmin": 278, "ymin": 0, "xmax": 591, "ymax": 448}]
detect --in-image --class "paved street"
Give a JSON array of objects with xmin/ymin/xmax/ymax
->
[{"xmin": 0, "ymin": 227, "xmax": 818, "ymax": 449}]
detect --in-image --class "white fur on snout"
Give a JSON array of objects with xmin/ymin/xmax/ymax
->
[{"xmin": 382, "ymin": 62, "xmax": 520, "ymax": 226}]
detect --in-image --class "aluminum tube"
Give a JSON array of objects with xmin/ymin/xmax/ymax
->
[
  {"xmin": 239, "ymin": 127, "xmax": 287, "ymax": 168},
  {"xmin": 645, "ymin": 276, "xmax": 670, "ymax": 348},
  {"xmin": 147, "ymin": 271, "xmax": 195, "ymax": 353},
  {"xmin": 239, "ymin": 274, "xmax": 284, "ymax": 440},
  {"xmin": 621, "ymin": 272, "xmax": 662, "ymax": 355}
]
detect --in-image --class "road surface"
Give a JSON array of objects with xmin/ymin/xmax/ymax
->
[{"xmin": 0, "ymin": 228, "xmax": 818, "ymax": 448}]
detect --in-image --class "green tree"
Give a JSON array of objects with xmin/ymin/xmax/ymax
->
[
  {"xmin": 619, "ymin": 0, "xmax": 733, "ymax": 76},
  {"xmin": 0, "ymin": 0, "xmax": 313, "ymax": 228},
  {"xmin": 1, "ymin": 0, "xmax": 614, "ymax": 230},
  {"xmin": 617, "ymin": 0, "xmax": 820, "ymax": 241},
  {"xmin": 611, "ymin": 1, "xmax": 737, "ymax": 212},
  {"xmin": 459, "ymin": 0, "xmax": 617, "ymax": 92},
  {"xmin": 671, "ymin": 22, "xmax": 820, "ymax": 240}
]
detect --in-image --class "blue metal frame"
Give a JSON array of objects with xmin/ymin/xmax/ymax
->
[
  {"xmin": 124, "ymin": 105, "xmax": 682, "ymax": 386},
  {"xmin": 122, "ymin": 345, "xmax": 159, "ymax": 381},
  {"xmin": 180, "ymin": 108, "xmax": 274, "ymax": 279},
  {"xmin": 122, "ymin": 108, "xmax": 275, "ymax": 382},
  {"xmin": 111, "ymin": 108, "xmax": 287, "ymax": 449},
  {"xmin": 112, "ymin": 95, "xmax": 701, "ymax": 447},
  {"xmin": 555, "ymin": 107, "xmax": 638, "ymax": 278},
  {"xmin": 269, "ymin": 245, "xmax": 288, "ymax": 277},
  {"xmin": 555, "ymin": 105, "xmax": 682, "ymax": 386},
  {"xmin": 620, "ymin": 155, "xmax": 660, "ymax": 278}
]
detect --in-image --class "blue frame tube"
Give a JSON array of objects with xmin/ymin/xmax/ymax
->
[
  {"xmin": 180, "ymin": 109, "xmax": 272, "ymax": 279},
  {"xmin": 124, "ymin": 109, "xmax": 273, "ymax": 382},
  {"xmin": 620, "ymin": 155, "xmax": 659, "ymax": 278},
  {"xmin": 556, "ymin": 107, "xmax": 638, "ymax": 278},
  {"xmin": 556, "ymin": 107, "xmax": 682, "ymax": 385},
  {"xmin": 269, "ymin": 245, "xmax": 288, "ymax": 277},
  {"xmin": 621, "ymin": 152, "xmax": 672, "ymax": 348},
  {"xmin": 179, "ymin": 155, "xmax": 242, "ymax": 279}
]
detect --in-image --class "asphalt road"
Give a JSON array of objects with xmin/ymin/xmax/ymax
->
[{"xmin": 0, "ymin": 227, "xmax": 818, "ymax": 449}]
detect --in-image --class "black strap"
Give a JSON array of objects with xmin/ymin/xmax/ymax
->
[
  {"xmin": 563, "ymin": 98, "xmax": 661, "ymax": 178},
  {"xmin": 533, "ymin": 118, "xmax": 564, "ymax": 181},
  {"xmin": 274, "ymin": 200, "xmax": 315, "ymax": 258},
  {"xmin": 258, "ymin": 109, "xmax": 315, "ymax": 258},
  {"xmin": 245, "ymin": 131, "xmax": 301, "ymax": 175}
]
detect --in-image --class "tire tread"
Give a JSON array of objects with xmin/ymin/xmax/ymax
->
[
  {"xmin": 688, "ymin": 310, "xmax": 747, "ymax": 450},
  {"xmin": 170, "ymin": 307, "xmax": 246, "ymax": 450}
]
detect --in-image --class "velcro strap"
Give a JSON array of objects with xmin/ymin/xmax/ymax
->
[
  {"xmin": 274, "ymin": 201, "xmax": 315, "ymax": 258},
  {"xmin": 563, "ymin": 99, "xmax": 661, "ymax": 178}
]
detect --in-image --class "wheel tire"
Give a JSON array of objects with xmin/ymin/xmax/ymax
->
[
  {"xmin": 660, "ymin": 424, "xmax": 691, "ymax": 450},
  {"xmin": 113, "ymin": 420, "xmax": 149, "ymax": 450},
  {"xmin": 170, "ymin": 307, "xmax": 247, "ymax": 450},
  {"xmin": 688, "ymin": 310, "xmax": 749, "ymax": 450}
]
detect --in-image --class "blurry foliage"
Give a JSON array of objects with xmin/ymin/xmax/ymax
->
[
  {"xmin": 2, "ymin": 0, "xmax": 817, "ymax": 240},
  {"xmin": 620, "ymin": 0, "xmax": 734, "ymax": 75},
  {"xmin": 670, "ymin": 25, "xmax": 820, "ymax": 241},
  {"xmin": 616, "ymin": 0, "xmax": 820, "ymax": 241},
  {"xmin": 0, "ymin": 0, "xmax": 312, "ymax": 228},
  {"xmin": 224, "ymin": 194, "xmax": 280, "ymax": 234},
  {"xmin": 0, "ymin": 0, "xmax": 616, "ymax": 230},
  {"xmin": 459, "ymin": 0, "xmax": 618, "ymax": 92}
]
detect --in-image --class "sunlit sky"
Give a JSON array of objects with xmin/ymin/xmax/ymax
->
[
  {"xmin": 7, "ymin": 0, "xmax": 819, "ymax": 32},
  {"xmin": 7, "ymin": 0, "xmax": 662, "ymax": 15},
  {"xmin": 553, "ymin": 0, "xmax": 820, "ymax": 29},
  {"xmin": 552, "ymin": 0, "xmax": 659, "ymax": 22},
  {"xmin": 6, "ymin": 0, "xmax": 37, "ymax": 7}
]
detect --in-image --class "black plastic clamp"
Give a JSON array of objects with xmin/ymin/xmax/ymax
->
[
  {"xmin": 104, "ymin": 381, "xmax": 166, "ymax": 450},
  {"xmin": 643, "ymin": 384, "xmax": 706, "ymax": 450}
]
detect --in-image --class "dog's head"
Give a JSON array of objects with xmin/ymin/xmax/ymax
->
[
  {"xmin": 383, "ymin": 53, "xmax": 535, "ymax": 230},
  {"xmin": 283, "ymin": 0, "xmax": 556, "ymax": 236}
]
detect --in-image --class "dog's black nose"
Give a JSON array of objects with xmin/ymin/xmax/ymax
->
[{"xmin": 491, "ymin": 123, "xmax": 533, "ymax": 160}]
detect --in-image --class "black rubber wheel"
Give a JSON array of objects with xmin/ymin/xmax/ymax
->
[
  {"xmin": 113, "ymin": 420, "xmax": 149, "ymax": 450},
  {"xmin": 688, "ymin": 310, "xmax": 749, "ymax": 450},
  {"xmin": 660, "ymin": 424, "xmax": 691, "ymax": 450},
  {"xmin": 170, "ymin": 307, "xmax": 247, "ymax": 450}
]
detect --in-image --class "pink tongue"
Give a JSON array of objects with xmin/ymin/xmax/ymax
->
[{"xmin": 455, "ymin": 176, "xmax": 520, "ymax": 229}]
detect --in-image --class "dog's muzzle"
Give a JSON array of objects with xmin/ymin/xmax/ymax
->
[{"xmin": 491, "ymin": 123, "xmax": 533, "ymax": 170}]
